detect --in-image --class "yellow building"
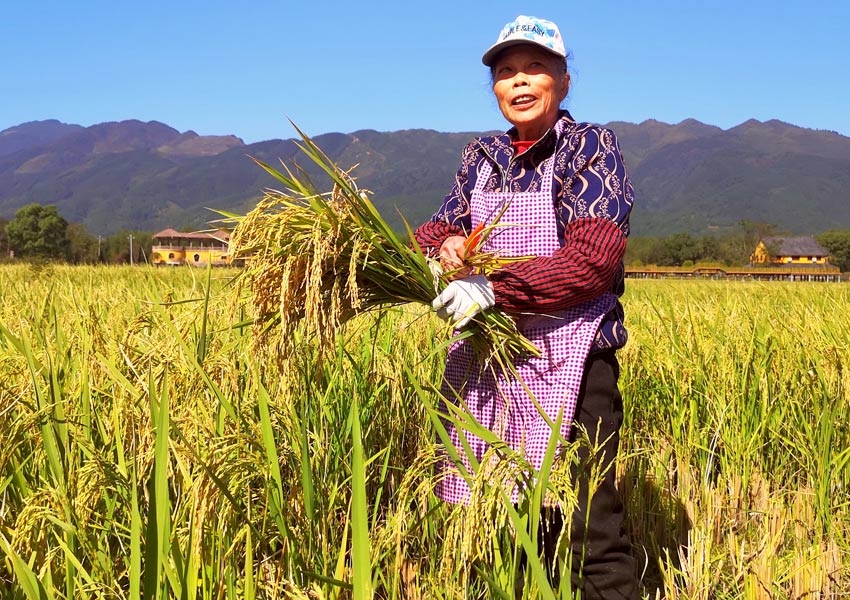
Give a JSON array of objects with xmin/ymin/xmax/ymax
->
[
  {"xmin": 151, "ymin": 228, "xmax": 231, "ymax": 266},
  {"xmin": 751, "ymin": 236, "xmax": 830, "ymax": 265}
]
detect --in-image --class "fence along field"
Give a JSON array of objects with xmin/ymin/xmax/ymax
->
[{"xmin": 0, "ymin": 264, "xmax": 847, "ymax": 598}]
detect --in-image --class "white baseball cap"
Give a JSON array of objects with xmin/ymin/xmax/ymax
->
[{"xmin": 482, "ymin": 15, "xmax": 566, "ymax": 67}]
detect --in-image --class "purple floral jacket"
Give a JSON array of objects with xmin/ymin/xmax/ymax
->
[{"xmin": 417, "ymin": 110, "xmax": 634, "ymax": 352}]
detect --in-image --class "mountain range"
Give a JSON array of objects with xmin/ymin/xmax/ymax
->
[{"xmin": 1, "ymin": 117, "xmax": 849, "ymax": 237}]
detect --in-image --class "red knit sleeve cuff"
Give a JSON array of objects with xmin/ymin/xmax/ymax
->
[
  {"xmin": 413, "ymin": 221, "xmax": 465, "ymax": 257},
  {"xmin": 489, "ymin": 217, "xmax": 626, "ymax": 311}
]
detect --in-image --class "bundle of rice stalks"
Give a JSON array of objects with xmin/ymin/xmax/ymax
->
[{"xmin": 227, "ymin": 126, "xmax": 538, "ymax": 368}]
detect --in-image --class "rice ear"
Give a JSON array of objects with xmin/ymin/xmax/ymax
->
[{"xmin": 229, "ymin": 126, "xmax": 538, "ymax": 366}]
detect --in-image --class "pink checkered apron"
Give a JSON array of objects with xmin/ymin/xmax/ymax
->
[{"xmin": 435, "ymin": 140, "xmax": 616, "ymax": 505}]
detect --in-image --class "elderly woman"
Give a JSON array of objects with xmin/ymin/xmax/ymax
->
[{"xmin": 414, "ymin": 15, "xmax": 638, "ymax": 599}]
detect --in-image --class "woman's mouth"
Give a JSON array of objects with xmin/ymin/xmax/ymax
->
[{"xmin": 511, "ymin": 95, "xmax": 536, "ymax": 106}]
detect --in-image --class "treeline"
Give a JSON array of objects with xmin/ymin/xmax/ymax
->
[
  {"xmin": 4, "ymin": 205, "xmax": 850, "ymax": 272},
  {"xmin": 0, "ymin": 203, "xmax": 153, "ymax": 264},
  {"xmin": 626, "ymin": 221, "xmax": 850, "ymax": 272}
]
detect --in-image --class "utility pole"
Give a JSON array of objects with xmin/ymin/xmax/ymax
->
[
  {"xmin": 97, "ymin": 235, "xmax": 102, "ymax": 263},
  {"xmin": 128, "ymin": 234, "xmax": 134, "ymax": 266}
]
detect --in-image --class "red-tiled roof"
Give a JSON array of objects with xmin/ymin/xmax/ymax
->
[{"xmin": 153, "ymin": 228, "xmax": 230, "ymax": 242}]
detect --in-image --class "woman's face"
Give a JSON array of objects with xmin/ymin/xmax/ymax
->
[{"xmin": 492, "ymin": 45, "xmax": 569, "ymax": 141}]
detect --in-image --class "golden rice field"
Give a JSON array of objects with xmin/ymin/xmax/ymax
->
[{"xmin": 0, "ymin": 264, "xmax": 848, "ymax": 599}]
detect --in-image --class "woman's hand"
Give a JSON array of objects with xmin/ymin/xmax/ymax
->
[
  {"xmin": 432, "ymin": 274, "xmax": 495, "ymax": 327},
  {"xmin": 439, "ymin": 236, "xmax": 472, "ymax": 279}
]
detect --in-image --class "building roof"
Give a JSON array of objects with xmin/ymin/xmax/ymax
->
[
  {"xmin": 153, "ymin": 228, "xmax": 230, "ymax": 242},
  {"xmin": 762, "ymin": 236, "xmax": 829, "ymax": 257}
]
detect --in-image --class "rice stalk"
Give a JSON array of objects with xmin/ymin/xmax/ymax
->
[{"xmin": 227, "ymin": 125, "xmax": 539, "ymax": 370}]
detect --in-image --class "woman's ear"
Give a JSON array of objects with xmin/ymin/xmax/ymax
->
[{"xmin": 562, "ymin": 72, "xmax": 571, "ymax": 101}]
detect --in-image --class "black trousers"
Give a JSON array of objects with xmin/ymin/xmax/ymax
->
[{"xmin": 540, "ymin": 350, "xmax": 638, "ymax": 599}]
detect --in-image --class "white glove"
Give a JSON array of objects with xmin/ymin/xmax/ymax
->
[{"xmin": 432, "ymin": 274, "xmax": 495, "ymax": 328}]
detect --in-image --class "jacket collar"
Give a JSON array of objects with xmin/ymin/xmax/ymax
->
[{"xmin": 474, "ymin": 110, "xmax": 576, "ymax": 168}]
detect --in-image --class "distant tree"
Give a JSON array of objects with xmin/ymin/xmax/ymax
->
[
  {"xmin": 737, "ymin": 220, "xmax": 779, "ymax": 263},
  {"xmin": 102, "ymin": 230, "xmax": 154, "ymax": 264},
  {"xmin": 699, "ymin": 236, "xmax": 722, "ymax": 262},
  {"xmin": 646, "ymin": 243, "xmax": 668, "ymax": 266},
  {"xmin": 0, "ymin": 218, "xmax": 9, "ymax": 258},
  {"xmin": 816, "ymin": 230, "xmax": 850, "ymax": 272},
  {"xmin": 659, "ymin": 233, "xmax": 702, "ymax": 266},
  {"xmin": 66, "ymin": 223, "xmax": 99, "ymax": 263},
  {"xmin": 713, "ymin": 236, "xmax": 746, "ymax": 265},
  {"xmin": 624, "ymin": 236, "xmax": 662, "ymax": 265},
  {"xmin": 5, "ymin": 204, "xmax": 69, "ymax": 259}
]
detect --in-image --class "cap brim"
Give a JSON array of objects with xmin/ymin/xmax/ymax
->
[{"xmin": 481, "ymin": 39, "xmax": 565, "ymax": 67}]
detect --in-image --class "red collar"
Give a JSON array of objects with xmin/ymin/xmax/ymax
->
[{"xmin": 512, "ymin": 139, "xmax": 535, "ymax": 155}]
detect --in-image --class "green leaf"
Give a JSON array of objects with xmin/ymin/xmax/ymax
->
[
  {"xmin": 349, "ymin": 395, "xmax": 372, "ymax": 600},
  {"xmin": 130, "ymin": 465, "xmax": 142, "ymax": 600},
  {"xmin": 0, "ymin": 533, "xmax": 55, "ymax": 600},
  {"xmin": 255, "ymin": 372, "xmax": 288, "ymax": 539},
  {"xmin": 144, "ymin": 368, "xmax": 171, "ymax": 600}
]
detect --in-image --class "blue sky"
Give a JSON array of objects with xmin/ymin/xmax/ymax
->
[{"xmin": 2, "ymin": 0, "xmax": 848, "ymax": 143}]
